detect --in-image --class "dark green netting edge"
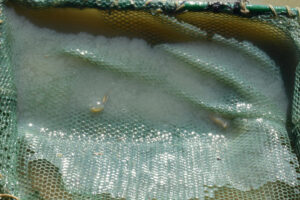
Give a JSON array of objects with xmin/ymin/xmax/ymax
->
[
  {"xmin": 292, "ymin": 56, "xmax": 300, "ymax": 157},
  {"xmin": 0, "ymin": 0, "xmax": 300, "ymax": 199},
  {"xmin": 8, "ymin": 0, "xmax": 300, "ymax": 17},
  {"xmin": 0, "ymin": 0, "xmax": 18, "ymax": 198}
]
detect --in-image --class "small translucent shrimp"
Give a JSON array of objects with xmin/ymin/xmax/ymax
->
[
  {"xmin": 56, "ymin": 153, "xmax": 63, "ymax": 158},
  {"xmin": 90, "ymin": 106, "xmax": 104, "ymax": 113},
  {"xmin": 90, "ymin": 94, "xmax": 109, "ymax": 114},
  {"xmin": 93, "ymin": 152, "xmax": 103, "ymax": 156},
  {"xmin": 102, "ymin": 94, "xmax": 109, "ymax": 104},
  {"xmin": 209, "ymin": 115, "xmax": 228, "ymax": 129}
]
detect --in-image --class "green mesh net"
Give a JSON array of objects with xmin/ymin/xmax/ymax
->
[{"xmin": 0, "ymin": 0, "xmax": 300, "ymax": 199}]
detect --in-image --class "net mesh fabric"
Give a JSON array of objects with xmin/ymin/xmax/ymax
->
[{"xmin": 0, "ymin": 0, "xmax": 300, "ymax": 200}]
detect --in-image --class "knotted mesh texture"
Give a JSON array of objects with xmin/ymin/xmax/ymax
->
[{"xmin": 0, "ymin": 0, "xmax": 299, "ymax": 200}]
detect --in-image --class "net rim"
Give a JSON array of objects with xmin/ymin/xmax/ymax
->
[{"xmin": 8, "ymin": 0, "xmax": 300, "ymax": 18}]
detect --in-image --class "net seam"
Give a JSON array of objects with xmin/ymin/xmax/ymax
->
[
  {"xmin": 0, "ymin": 194, "xmax": 20, "ymax": 200},
  {"xmin": 175, "ymin": 1, "xmax": 185, "ymax": 12},
  {"xmin": 240, "ymin": 0, "xmax": 249, "ymax": 14},
  {"xmin": 10, "ymin": 0, "xmax": 300, "ymax": 18},
  {"xmin": 296, "ymin": 7, "xmax": 300, "ymax": 21},
  {"xmin": 268, "ymin": 4, "xmax": 277, "ymax": 17},
  {"xmin": 286, "ymin": 5, "xmax": 293, "ymax": 18}
]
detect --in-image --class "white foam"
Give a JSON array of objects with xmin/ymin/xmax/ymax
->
[{"xmin": 7, "ymin": 8, "xmax": 243, "ymax": 130}]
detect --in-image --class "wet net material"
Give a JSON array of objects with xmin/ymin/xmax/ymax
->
[{"xmin": 0, "ymin": 0, "xmax": 300, "ymax": 200}]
